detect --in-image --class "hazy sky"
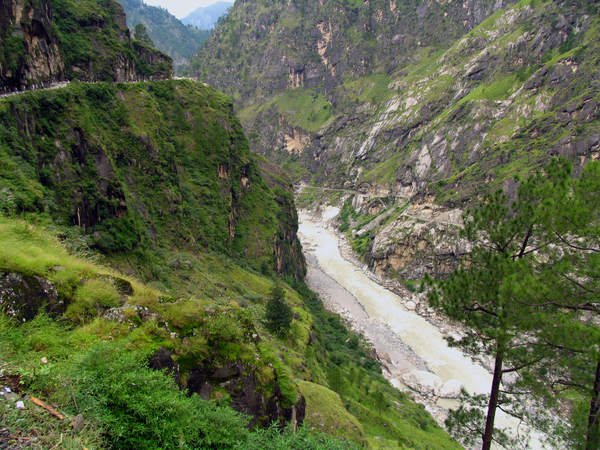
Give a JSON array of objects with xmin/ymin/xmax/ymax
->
[{"xmin": 142, "ymin": 0, "xmax": 224, "ymax": 19}]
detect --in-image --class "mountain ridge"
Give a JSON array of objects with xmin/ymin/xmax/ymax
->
[
  {"xmin": 186, "ymin": 0, "xmax": 600, "ymax": 283},
  {"xmin": 182, "ymin": 1, "xmax": 233, "ymax": 30},
  {"xmin": 187, "ymin": 0, "xmax": 599, "ymax": 201}
]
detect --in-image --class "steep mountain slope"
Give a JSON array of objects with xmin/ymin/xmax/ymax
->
[
  {"xmin": 0, "ymin": 81, "xmax": 461, "ymax": 450},
  {"xmin": 0, "ymin": 0, "xmax": 172, "ymax": 93},
  {"xmin": 188, "ymin": 0, "xmax": 600, "ymax": 280},
  {"xmin": 118, "ymin": 0, "xmax": 211, "ymax": 71},
  {"xmin": 0, "ymin": 79, "xmax": 304, "ymax": 280},
  {"xmin": 188, "ymin": 0, "xmax": 600, "ymax": 194},
  {"xmin": 182, "ymin": 1, "xmax": 233, "ymax": 30}
]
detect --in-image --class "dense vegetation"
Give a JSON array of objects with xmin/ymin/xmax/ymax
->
[
  {"xmin": 0, "ymin": 79, "xmax": 305, "ymax": 281},
  {"xmin": 50, "ymin": 0, "xmax": 172, "ymax": 81},
  {"xmin": 0, "ymin": 210, "xmax": 460, "ymax": 449}
]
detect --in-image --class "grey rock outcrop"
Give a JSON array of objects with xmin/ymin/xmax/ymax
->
[
  {"xmin": 401, "ymin": 370, "xmax": 443, "ymax": 397},
  {"xmin": 0, "ymin": 272, "xmax": 65, "ymax": 321},
  {"xmin": 439, "ymin": 379, "xmax": 463, "ymax": 399}
]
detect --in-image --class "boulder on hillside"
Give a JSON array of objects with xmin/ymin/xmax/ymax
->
[
  {"xmin": 439, "ymin": 379, "xmax": 463, "ymax": 399},
  {"xmin": 401, "ymin": 370, "xmax": 443, "ymax": 396},
  {"xmin": 148, "ymin": 347, "xmax": 180, "ymax": 385},
  {"xmin": 0, "ymin": 272, "xmax": 65, "ymax": 321}
]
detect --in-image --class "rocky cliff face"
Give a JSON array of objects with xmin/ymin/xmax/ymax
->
[
  {"xmin": 0, "ymin": 0, "xmax": 173, "ymax": 93},
  {"xmin": 189, "ymin": 0, "xmax": 509, "ymax": 100},
  {"xmin": 0, "ymin": 0, "xmax": 63, "ymax": 92},
  {"xmin": 190, "ymin": 0, "xmax": 599, "ymax": 199},
  {"xmin": 0, "ymin": 79, "xmax": 304, "ymax": 279}
]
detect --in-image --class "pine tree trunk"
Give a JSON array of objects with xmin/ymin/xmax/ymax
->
[
  {"xmin": 482, "ymin": 353, "xmax": 503, "ymax": 450},
  {"xmin": 586, "ymin": 361, "xmax": 600, "ymax": 450}
]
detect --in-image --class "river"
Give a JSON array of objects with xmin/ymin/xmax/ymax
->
[{"xmin": 298, "ymin": 214, "xmax": 552, "ymax": 450}]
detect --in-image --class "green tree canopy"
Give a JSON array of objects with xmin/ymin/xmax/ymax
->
[
  {"xmin": 426, "ymin": 158, "xmax": 600, "ymax": 450},
  {"xmin": 134, "ymin": 23, "xmax": 154, "ymax": 47},
  {"xmin": 265, "ymin": 284, "xmax": 293, "ymax": 335}
]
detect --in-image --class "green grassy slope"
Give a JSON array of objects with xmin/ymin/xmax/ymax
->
[{"xmin": 0, "ymin": 213, "xmax": 461, "ymax": 449}]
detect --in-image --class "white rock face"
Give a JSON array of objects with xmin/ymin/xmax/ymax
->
[
  {"xmin": 405, "ymin": 300, "xmax": 417, "ymax": 310},
  {"xmin": 401, "ymin": 370, "xmax": 443, "ymax": 396},
  {"xmin": 389, "ymin": 378, "xmax": 402, "ymax": 390},
  {"xmin": 439, "ymin": 379, "xmax": 463, "ymax": 398}
]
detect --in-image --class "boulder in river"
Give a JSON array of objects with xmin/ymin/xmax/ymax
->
[
  {"xmin": 401, "ymin": 370, "xmax": 443, "ymax": 396},
  {"xmin": 439, "ymin": 379, "xmax": 463, "ymax": 398}
]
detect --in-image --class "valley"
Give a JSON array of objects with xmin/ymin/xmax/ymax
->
[{"xmin": 2, "ymin": 0, "xmax": 600, "ymax": 448}]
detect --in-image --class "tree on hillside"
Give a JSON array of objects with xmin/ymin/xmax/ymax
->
[
  {"xmin": 373, "ymin": 389, "xmax": 387, "ymax": 417},
  {"xmin": 425, "ymin": 158, "xmax": 600, "ymax": 450},
  {"xmin": 134, "ymin": 23, "xmax": 154, "ymax": 47},
  {"xmin": 327, "ymin": 366, "xmax": 347, "ymax": 396},
  {"xmin": 265, "ymin": 284, "xmax": 293, "ymax": 335}
]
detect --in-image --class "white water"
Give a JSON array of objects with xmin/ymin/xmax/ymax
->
[{"xmin": 298, "ymin": 217, "xmax": 551, "ymax": 450}]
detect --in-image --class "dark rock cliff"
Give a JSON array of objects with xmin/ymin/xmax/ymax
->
[
  {"xmin": 0, "ymin": 0, "xmax": 173, "ymax": 93},
  {"xmin": 0, "ymin": 0, "xmax": 62, "ymax": 92}
]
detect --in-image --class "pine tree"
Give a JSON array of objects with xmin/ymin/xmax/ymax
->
[
  {"xmin": 134, "ymin": 23, "xmax": 154, "ymax": 47},
  {"xmin": 327, "ymin": 367, "xmax": 346, "ymax": 396},
  {"xmin": 514, "ymin": 160, "xmax": 600, "ymax": 449},
  {"xmin": 426, "ymin": 159, "xmax": 575, "ymax": 449},
  {"xmin": 265, "ymin": 284, "xmax": 293, "ymax": 335},
  {"xmin": 427, "ymin": 158, "xmax": 600, "ymax": 449},
  {"xmin": 373, "ymin": 390, "xmax": 387, "ymax": 417}
]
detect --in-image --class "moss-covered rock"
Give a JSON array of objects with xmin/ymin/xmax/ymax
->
[
  {"xmin": 0, "ymin": 271, "xmax": 65, "ymax": 321},
  {"xmin": 297, "ymin": 380, "xmax": 366, "ymax": 446}
]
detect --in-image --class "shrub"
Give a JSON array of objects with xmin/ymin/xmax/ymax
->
[
  {"xmin": 243, "ymin": 291, "xmax": 264, "ymax": 303},
  {"xmin": 74, "ymin": 344, "xmax": 250, "ymax": 450},
  {"xmin": 65, "ymin": 278, "xmax": 121, "ymax": 324},
  {"xmin": 265, "ymin": 285, "xmax": 293, "ymax": 335}
]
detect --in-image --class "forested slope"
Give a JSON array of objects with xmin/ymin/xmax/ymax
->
[{"xmin": 118, "ymin": 0, "xmax": 211, "ymax": 72}]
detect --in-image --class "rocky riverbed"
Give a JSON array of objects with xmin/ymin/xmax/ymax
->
[{"xmin": 298, "ymin": 211, "xmax": 482, "ymax": 426}]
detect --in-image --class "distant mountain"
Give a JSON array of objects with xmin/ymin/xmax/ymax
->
[
  {"xmin": 182, "ymin": 1, "xmax": 233, "ymax": 30},
  {"xmin": 118, "ymin": 0, "xmax": 210, "ymax": 72}
]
